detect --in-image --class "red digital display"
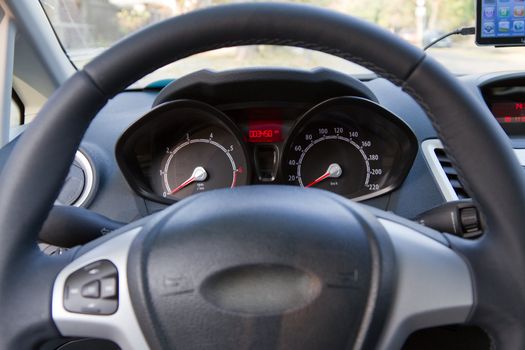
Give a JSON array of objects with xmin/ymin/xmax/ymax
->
[
  {"xmin": 247, "ymin": 108, "xmax": 283, "ymax": 143},
  {"xmin": 249, "ymin": 129, "xmax": 275, "ymax": 139},
  {"xmin": 492, "ymin": 102, "xmax": 525, "ymax": 124},
  {"xmin": 247, "ymin": 120, "xmax": 283, "ymax": 143}
]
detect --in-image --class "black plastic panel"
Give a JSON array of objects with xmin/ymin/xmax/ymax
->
[{"xmin": 153, "ymin": 68, "xmax": 378, "ymax": 107}]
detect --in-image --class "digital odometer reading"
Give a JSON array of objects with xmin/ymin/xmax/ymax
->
[{"xmin": 247, "ymin": 119, "xmax": 283, "ymax": 143}]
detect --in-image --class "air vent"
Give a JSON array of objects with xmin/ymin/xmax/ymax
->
[
  {"xmin": 421, "ymin": 139, "xmax": 466, "ymax": 202},
  {"xmin": 424, "ymin": 139, "xmax": 525, "ymax": 202},
  {"xmin": 433, "ymin": 148, "xmax": 469, "ymax": 199}
]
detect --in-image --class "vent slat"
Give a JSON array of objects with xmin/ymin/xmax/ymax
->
[
  {"xmin": 442, "ymin": 166, "xmax": 457, "ymax": 176},
  {"xmin": 434, "ymin": 149, "xmax": 450, "ymax": 162},
  {"xmin": 449, "ymin": 179, "xmax": 463, "ymax": 189}
]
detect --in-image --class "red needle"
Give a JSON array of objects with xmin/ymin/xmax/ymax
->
[
  {"xmin": 305, "ymin": 163, "xmax": 343, "ymax": 188},
  {"xmin": 170, "ymin": 176, "xmax": 196, "ymax": 194},
  {"xmin": 170, "ymin": 166, "xmax": 207, "ymax": 195},
  {"xmin": 305, "ymin": 171, "xmax": 331, "ymax": 188}
]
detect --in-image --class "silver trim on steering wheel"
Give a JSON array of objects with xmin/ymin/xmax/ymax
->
[
  {"xmin": 52, "ymin": 227, "xmax": 148, "ymax": 349},
  {"xmin": 376, "ymin": 218, "xmax": 474, "ymax": 349}
]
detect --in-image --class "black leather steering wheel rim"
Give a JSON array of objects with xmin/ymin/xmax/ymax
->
[{"xmin": 1, "ymin": 3, "xmax": 525, "ymax": 349}]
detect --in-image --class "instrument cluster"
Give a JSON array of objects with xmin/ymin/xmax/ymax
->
[{"xmin": 116, "ymin": 96, "xmax": 417, "ymax": 204}]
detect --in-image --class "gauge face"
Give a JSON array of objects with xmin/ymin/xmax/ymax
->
[
  {"xmin": 284, "ymin": 122, "xmax": 382, "ymax": 198},
  {"xmin": 282, "ymin": 97, "xmax": 417, "ymax": 200},
  {"xmin": 160, "ymin": 126, "xmax": 248, "ymax": 200}
]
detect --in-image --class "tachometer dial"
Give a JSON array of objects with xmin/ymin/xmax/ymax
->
[{"xmin": 160, "ymin": 126, "xmax": 248, "ymax": 200}]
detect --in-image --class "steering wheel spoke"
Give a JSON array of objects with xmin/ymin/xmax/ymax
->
[{"xmin": 52, "ymin": 227, "xmax": 148, "ymax": 349}]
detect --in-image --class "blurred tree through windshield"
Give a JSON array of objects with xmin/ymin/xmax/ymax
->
[
  {"xmin": 41, "ymin": 0, "xmax": 475, "ymax": 48},
  {"xmin": 40, "ymin": 0, "xmax": 525, "ymax": 84}
]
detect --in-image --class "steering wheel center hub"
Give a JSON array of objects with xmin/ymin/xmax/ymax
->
[{"xmin": 128, "ymin": 186, "xmax": 387, "ymax": 349}]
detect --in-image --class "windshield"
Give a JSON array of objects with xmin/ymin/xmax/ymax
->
[{"xmin": 40, "ymin": 0, "xmax": 525, "ymax": 87}]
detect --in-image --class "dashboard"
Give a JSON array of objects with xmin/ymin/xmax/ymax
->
[{"xmin": 9, "ymin": 67, "xmax": 523, "ymax": 225}]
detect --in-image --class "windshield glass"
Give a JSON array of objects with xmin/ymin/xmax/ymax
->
[{"xmin": 40, "ymin": 0, "xmax": 525, "ymax": 87}]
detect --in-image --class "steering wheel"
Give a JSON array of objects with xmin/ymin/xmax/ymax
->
[{"xmin": 2, "ymin": 3, "xmax": 525, "ymax": 349}]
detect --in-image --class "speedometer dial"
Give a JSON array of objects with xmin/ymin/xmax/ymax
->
[
  {"xmin": 284, "ymin": 122, "xmax": 383, "ymax": 198},
  {"xmin": 297, "ymin": 132, "xmax": 373, "ymax": 191},
  {"xmin": 282, "ymin": 97, "xmax": 417, "ymax": 200}
]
